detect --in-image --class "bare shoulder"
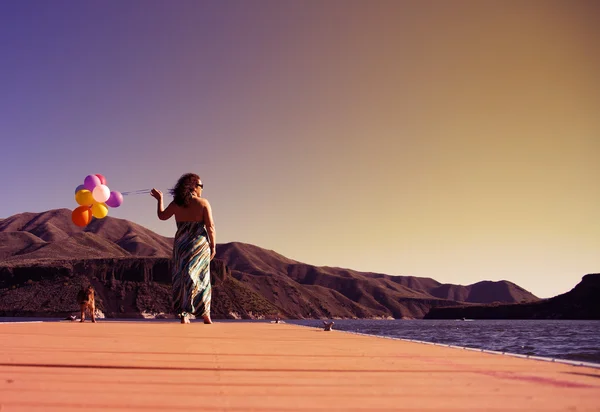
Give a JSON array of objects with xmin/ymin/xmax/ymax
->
[
  {"xmin": 187, "ymin": 197, "xmax": 211, "ymax": 213},
  {"xmin": 196, "ymin": 197, "xmax": 211, "ymax": 207}
]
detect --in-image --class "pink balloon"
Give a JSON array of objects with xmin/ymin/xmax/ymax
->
[
  {"xmin": 84, "ymin": 175, "xmax": 101, "ymax": 191},
  {"xmin": 106, "ymin": 191, "xmax": 123, "ymax": 208},
  {"xmin": 92, "ymin": 184, "xmax": 110, "ymax": 203},
  {"xmin": 95, "ymin": 174, "xmax": 107, "ymax": 185}
]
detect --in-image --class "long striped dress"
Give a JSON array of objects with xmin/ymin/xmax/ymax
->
[{"xmin": 172, "ymin": 221, "xmax": 211, "ymax": 318}]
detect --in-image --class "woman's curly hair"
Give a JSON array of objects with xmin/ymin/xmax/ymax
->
[{"xmin": 169, "ymin": 173, "xmax": 200, "ymax": 207}]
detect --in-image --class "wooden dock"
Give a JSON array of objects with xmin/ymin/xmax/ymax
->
[{"xmin": 0, "ymin": 321, "xmax": 598, "ymax": 411}]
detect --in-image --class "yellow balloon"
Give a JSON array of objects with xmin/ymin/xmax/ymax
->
[
  {"xmin": 91, "ymin": 203, "xmax": 108, "ymax": 219},
  {"xmin": 75, "ymin": 189, "xmax": 94, "ymax": 206}
]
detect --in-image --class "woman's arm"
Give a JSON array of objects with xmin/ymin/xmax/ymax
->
[
  {"xmin": 151, "ymin": 188, "xmax": 176, "ymax": 221},
  {"xmin": 202, "ymin": 199, "xmax": 216, "ymax": 260},
  {"xmin": 158, "ymin": 201, "xmax": 176, "ymax": 221}
]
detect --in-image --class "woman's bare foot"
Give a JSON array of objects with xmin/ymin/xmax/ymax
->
[
  {"xmin": 203, "ymin": 315, "xmax": 212, "ymax": 324},
  {"xmin": 180, "ymin": 313, "xmax": 190, "ymax": 324}
]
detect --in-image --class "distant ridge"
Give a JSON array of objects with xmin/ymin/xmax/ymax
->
[
  {"xmin": 0, "ymin": 209, "xmax": 542, "ymax": 319},
  {"xmin": 217, "ymin": 242, "xmax": 537, "ymax": 305},
  {"xmin": 425, "ymin": 273, "xmax": 600, "ymax": 320}
]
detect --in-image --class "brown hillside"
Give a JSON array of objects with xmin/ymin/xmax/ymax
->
[
  {"xmin": 217, "ymin": 242, "xmax": 536, "ymax": 308},
  {"xmin": 217, "ymin": 242, "xmax": 299, "ymax": 273},
  {"xmin": 428, "ymin": 280, "xmax": 538, "ymax": 304},
  {"xmin": 428, "ymin": 283, "xmax": 470, "ymax": 302},
  {"xmin": 28, "ymin": 221, "xmax": 71, "ymax": 242},
  {"xmin": 466, "ymin": 280, "xmax": 537, "ymax": 303},
  {"xmin": 86, "ymin": 216, "xmax": 173, "ymax": 256},
  {"xmin": 218, "ymin": 242, "xmax": 437, "ymax": 301},
  {"xmin": 0, "ymin": 232, "xmax": 47, "ymax": 260},
  {"xmin": 0, "ymin": 209, "xmax": 79, "ymax": 235},
  {"xmin": 381, "ymin": 275, "xmax": 442, "ymax": 295},
  {"xmin": 231, "ymin": 268, "xmax": 382, "ymax": 319},
  {"xmin": 2, "ymin": 232, "xmax": 131, "ymax": 263},
  {"xmin": 0, "ymin": 209, "xmax": 173, "ymax": 258},
  {"xmin": 0, "ymin": 209, "xmax": 542, "ymax": 319},
  {"xmin": 219, "ymin": 243, "xmax": 475, "ymax": 318}
]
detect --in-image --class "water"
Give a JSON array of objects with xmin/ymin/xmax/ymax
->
[
  {"xmin": 287, "ymin": 319, "xmax": 600, "ymax": 365},
  {"xmin": 2, "ymin": 317, "xmax": 599, "ymax": 365}
]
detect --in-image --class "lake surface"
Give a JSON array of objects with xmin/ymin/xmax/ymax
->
[
  {"xmin": 2, "ymin": 317, "xmax": 598, "ymax": 365},
  {"xmin": 287, "ymin": 319, "xmax": 600, "ymax": 365}
]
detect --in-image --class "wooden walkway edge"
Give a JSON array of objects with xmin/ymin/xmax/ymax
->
[{"xmin": 0, "ymin": 322, "xmax": 598, "ymax": 411}]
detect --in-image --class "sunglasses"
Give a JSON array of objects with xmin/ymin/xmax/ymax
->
[{"xmin": 197, "ymin": 183, "xmax": 204, "ymax": 188}]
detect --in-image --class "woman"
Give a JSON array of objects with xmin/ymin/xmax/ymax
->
[{"xmin": 151, "ymin": 173, "xmax": 216, "ymax": 324}]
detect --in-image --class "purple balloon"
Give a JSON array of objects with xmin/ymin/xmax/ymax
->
[
  {"xmin": 74, "ymin": 184, "xmax": 85, "ymax": 194},
  {"xmin": 106, "ymin": 191, "xmax": 123, "ymax": 208},
  {"xmin": 84, "ymin": 174, "xmax": 101, "ymax": 191}
]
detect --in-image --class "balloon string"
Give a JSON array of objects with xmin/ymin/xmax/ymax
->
[{"xmin": 121, "ymin": 189, "xmax": 153, "ymax": 196}]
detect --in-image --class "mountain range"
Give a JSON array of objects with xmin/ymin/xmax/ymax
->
[
  {"xmin": 0, "ymin": 209, "xmax": 547, "ymax": 319},
  {"xmin": 425, "ymin": 273, "xmax": 600, "ymax": 320}
]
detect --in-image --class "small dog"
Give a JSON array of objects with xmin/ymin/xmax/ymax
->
[
  {"xmin": 76, "ymin": 286, "xmax": 96, "ymax": 323},
  {"xmin": 323, "ymin": 320, "xmax": 334, "ymax": 331}
]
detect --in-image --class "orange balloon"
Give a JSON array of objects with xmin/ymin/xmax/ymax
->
[
  {"xmin": 75, "ymin": 189, "xmax": 94, "ymax": 206},
  {"xmin": 71, "ymin": 206, "xmax": 93, "ymax": 227}
]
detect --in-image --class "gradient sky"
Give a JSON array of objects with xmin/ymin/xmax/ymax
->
[{"xmin": 1, "ymin": 0, "xmax": 598, "ymax": 298}]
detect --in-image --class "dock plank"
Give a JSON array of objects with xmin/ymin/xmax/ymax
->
[{"xmin": 0, "ymin": 322, "xmax": 598, "ymax": 411}]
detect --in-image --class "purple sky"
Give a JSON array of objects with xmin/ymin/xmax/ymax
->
[{"xmin": 1, "ymin": 1, "xmax": 599, "ymax": 298}]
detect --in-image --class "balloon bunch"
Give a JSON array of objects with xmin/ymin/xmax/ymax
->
[{"xmin": 72, "ymin": 174, "xmax": 123, "ymax": 227}]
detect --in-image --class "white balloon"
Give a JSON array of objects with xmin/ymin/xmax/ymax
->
[{"xmin": 92, "ymin": 184, "xmax": 110, "ymax": 203}]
